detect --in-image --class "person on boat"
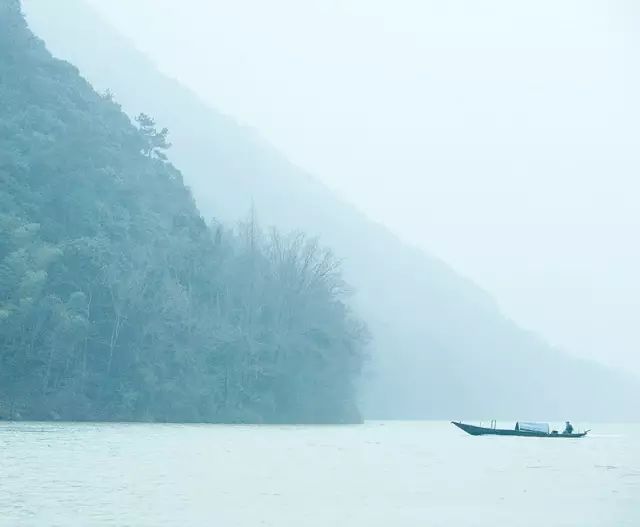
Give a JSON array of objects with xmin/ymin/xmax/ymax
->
[
  {"xmin": 563, "ymin": 421, "xmax": 574, "ymax": 434},
  {"xmin": 515, "ymin": 421, "xmax": 520, "ymax": 431}
]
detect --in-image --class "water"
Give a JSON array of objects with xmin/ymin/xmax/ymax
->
[{"xmin": 1, "ymin": 421, "xmax": 638, "ymax": 526}]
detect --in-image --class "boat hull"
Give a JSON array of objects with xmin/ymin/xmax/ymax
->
[{"xmin": 451, "ymin": 421, "xmax": 588, "ymax": 438}]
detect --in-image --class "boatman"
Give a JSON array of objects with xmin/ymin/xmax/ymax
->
[{"xmin": 563, "ymin": 421, "xmax": 574, "ymax": 434}]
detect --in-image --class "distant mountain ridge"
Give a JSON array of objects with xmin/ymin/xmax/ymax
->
[{"xmin": 23, "ymin": 0, "xmax": 640, "ymax": 420}]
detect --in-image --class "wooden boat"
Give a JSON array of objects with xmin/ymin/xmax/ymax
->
[{"xmin": 452, "ymin": 421, "xmax": 589, "ymax": 438}]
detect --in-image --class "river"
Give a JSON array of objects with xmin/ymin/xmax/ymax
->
[{"xmin": 1, "ymin": 421, "xmax": 638, "ymax": 526}]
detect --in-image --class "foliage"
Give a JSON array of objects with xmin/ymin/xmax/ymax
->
[
  {"xmin": 135, "ymin": 112, "xmax": 171, "ymax": 160},
  {"xmin": 0, "ymin": 3, "xmax": 367, "ymax": 423}
]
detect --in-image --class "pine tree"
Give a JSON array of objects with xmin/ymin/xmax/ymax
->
[{"xmin": 135, "ymin": 113, "xmax": 171, "ymax": 160}]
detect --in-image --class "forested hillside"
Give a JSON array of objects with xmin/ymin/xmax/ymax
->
[
  {"xmin": 0, "ymin": 0, "xmax": 367, "ymax": 423},
  {"xmin": 28, "ymin": 0, "xmax": 640, "ymax": 420},
  {"xmin": 22, "ymin": 0, "xmax": 640, "ymax": 420}
]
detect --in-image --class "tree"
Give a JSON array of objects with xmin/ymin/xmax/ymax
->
[{"xmin": 135, "ymin": 113, "xmax": 171, "ymax": 160}]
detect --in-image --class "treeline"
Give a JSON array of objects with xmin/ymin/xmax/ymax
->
[{"xmin": 0, "ymin": 1, "xmax": 367, "ymax": 423}]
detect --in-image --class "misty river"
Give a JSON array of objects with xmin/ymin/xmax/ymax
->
[{"xmin": 1, "ymin": 421, "xmax": 638, "ymax": 526}]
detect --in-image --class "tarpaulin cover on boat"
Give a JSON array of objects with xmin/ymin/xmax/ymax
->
[{"xmin": 518, "ymin": 422, "xmax": 549, "ymax": 434}]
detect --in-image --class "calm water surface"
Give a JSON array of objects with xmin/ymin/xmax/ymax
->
[{"xmin": 1, "ymin": 421, "xmax": 638, "ymax": 526}]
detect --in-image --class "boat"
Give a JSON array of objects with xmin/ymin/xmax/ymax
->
[{"xmin": 451, "ymin": 421, "xmax": 589, "ymax": 438}]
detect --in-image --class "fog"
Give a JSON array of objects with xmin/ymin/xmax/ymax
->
[
  {"xmin": 5, "ymin": 1, "xmax": 640, "ymax": 520},
  {"xmin": 78, "ymin": 0, "xmax": 640, "ymax": 375}
]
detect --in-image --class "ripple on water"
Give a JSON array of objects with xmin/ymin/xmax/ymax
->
[{"xmin": 0, "ymin": 421, "xmax": 639, "ymax": 527}]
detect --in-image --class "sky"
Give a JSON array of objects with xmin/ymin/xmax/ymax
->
[{"xmin": 84, "ymin": 0, "xmax": 640, "ymax": 374}]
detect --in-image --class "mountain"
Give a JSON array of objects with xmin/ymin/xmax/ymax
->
[
  {"xmin": 22, "ymin": 0, "xmax": 640, "ymax": 420},
  {"xmin": 0, "ymin": 0, "xmax": 366, "ymax": 423}
]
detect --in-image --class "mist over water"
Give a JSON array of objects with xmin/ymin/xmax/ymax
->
[
  {"xmin": 2, "ymin": 421, "xmax": 639, "ymax": 526},
  {"xmin": 2, "ymin": 0, "xmax": 640, "ymax": 523}
]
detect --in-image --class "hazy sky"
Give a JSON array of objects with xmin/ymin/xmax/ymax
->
[{"xmin": 84, "ymin": 0, "xmax": 640, "ymax": 374}]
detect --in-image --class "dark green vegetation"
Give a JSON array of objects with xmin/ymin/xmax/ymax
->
[
  {"xmin": 22, "ymin": 0, "xmax": 640, "ymax": 420},
  {"xmin": 0, "ymin": 0, "xmax": 367, "ymax": 422}
]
